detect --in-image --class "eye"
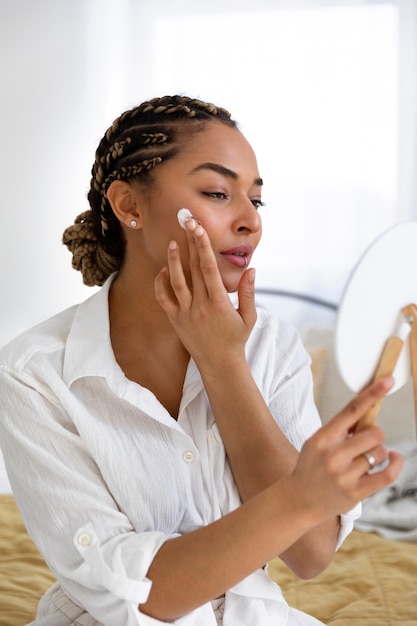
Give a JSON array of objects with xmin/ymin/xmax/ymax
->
[
  {"xmin": 252, "ymin": 199, "xmax": 265, "ymax": 209},
  {"xmin": 203, "ymin": 191, "xmax": 228, "ymax": 200}
]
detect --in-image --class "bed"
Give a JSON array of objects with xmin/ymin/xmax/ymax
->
[
  {"xmin": 1, "ymin": 492, "xmax": 416, "ymax": 625},
  {"xmin": 1, "ymin": 290, "xmax": 416, "ymax": 625}
]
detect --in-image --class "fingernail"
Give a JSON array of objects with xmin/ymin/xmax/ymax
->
[
  {"xmin": 186, "ymin": 219, "xmax": 197, "ymax": 231},
  {"xmin": 169, "ymin": 240, "xmax": 177, "ymax": 250},
  {"xmin": 380, "ymin": 375, "xmax": 395, "ymax": 390},
  {"xmin": 195, "ymin": 225, "xmax": 204, "ymax": 237},
  {"xmin": 248, "ymin": 268, "xmax": 256, "ymax": 283}
]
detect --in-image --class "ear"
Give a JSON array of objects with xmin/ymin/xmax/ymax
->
[{"xmin": 106, "ymin": 180, "xmax": 142, "ymax": 229}]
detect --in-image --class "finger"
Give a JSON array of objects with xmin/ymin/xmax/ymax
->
[
  {"xmin": 186, "ymin": 220, "xmax": 227, "ymax": 302},
  {"xmin": 343, "ymin": 424, "xmax": 385, "ymax": 461},
  {"xmin": 236, "ymin": 268, "xmax": 257, "ymax": 330},
  {"xmin": 350, "ymin": 375, "xmax": 395, "ymax": 436},
  {"xmin": 355, "ymin": 449, "xmax": 404, "ymax": 499},
  {"xmin": 310, "ymin": 425, "xmax": 385, "ymax": 490},
  {"xmin": 356, "ymin": 444, "xmax": 388, "ymax": 473},
  {"xmin": 321, "ymin": 376, "xmax": 395, "ymax": 441},
  {"xmin": 154, "ymin": 266, "xmax": 179, "ymax": 317},
  {"xmin": 329, "ymin": 451, "xmax": 403, "ymax": 514},
  {"xmin": 184, "ymin": 219, "xmax": 202, "ymax": 284},
  {"xmin": 165, "ymin": 240, "xmax": 193, "ymax": 308}
]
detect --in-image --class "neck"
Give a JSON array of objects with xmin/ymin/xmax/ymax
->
[
  {"xmin": 108, "ymin": 267, "xmax": 190, "ymax": 417},
  {"xmin": 108, "ymin": 266, "xmax": 180, "ymax": 342}
]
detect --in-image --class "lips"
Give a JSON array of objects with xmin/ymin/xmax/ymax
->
[{"xmin": 220, "ymin": 244, "xmax": 253, "ymax": 268}]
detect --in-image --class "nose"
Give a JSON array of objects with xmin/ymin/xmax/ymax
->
[{"xmin": 234, "ymin": 198, "xmax": 262, "ymax": 234}]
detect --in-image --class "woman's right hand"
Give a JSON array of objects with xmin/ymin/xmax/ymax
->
[
  {"xmin": 290, "ymin": 376, "xmax": 404, "ymax": 521},
  {"xmin": 154, "ymin": 218, "xmax": 257, "ymax": 373}
]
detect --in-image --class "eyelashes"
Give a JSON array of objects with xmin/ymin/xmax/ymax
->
[
  {"xmin": 202, "ymin": 192, "xmax": 265, "ymax": 209},
  {"xmin": 202, "ymin": 191, "xmax": 227, "ymax": 200}
]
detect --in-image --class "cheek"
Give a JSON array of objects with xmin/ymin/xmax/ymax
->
[
  {"xmin": 255, "ymin": 223, "xmax": 262, "ymax": 247},
  {"xmin": 199, "ymin": 217, "xmax": 223, "ymax": 245},
  {"xmin": 143, "ymin": 207, "xmax": 184, "ymax": 248}
]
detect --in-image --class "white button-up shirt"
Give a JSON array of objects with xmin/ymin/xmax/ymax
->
[{"xmin": 0, "ymin": 276, "xmax": 359, "ymax": 626}]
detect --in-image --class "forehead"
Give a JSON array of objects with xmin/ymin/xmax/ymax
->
[{"xmin": 176, "ymin": 122, "xmax": 260, "ymax": 178}]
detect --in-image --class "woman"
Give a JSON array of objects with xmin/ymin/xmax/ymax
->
[{"xmin": 0, "ymin": 95, "xmax": 402, "ymax": 625}]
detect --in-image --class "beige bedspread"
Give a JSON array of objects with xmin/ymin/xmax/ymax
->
[
  {"xmin": 268, "ymin": 529, "xmax": 417, "ymax": 625},
  {"xmin": 1, "ymin": 494, "xmax": 416, "ymax": 626},
  {"xmin": 0, "ymin": 495, "xmax": 55, "ymax": 625}
]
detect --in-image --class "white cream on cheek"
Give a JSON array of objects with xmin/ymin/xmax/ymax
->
[{"xmin": 177, "ymin": 208, "xmax": 193, "ymax": 229}]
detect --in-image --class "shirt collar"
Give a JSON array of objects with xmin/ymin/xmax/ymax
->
[
  {"xmin": 63, "ymin": 274, "xmax": 120, "ymax": 387},
  {"xmin": 62, "ymin": 275, "xmax": 205, "ymax": 425},
  {"xmin": 63, "ymin": 276, "xmax": 271, "ymax": 391}
]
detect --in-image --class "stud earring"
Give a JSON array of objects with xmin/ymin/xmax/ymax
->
[{"xmin": 130, "ymin": 220, "xmax": 137, "ymax": 228}]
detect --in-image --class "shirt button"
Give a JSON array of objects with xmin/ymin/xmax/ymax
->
[
  {"xmin": 183, "ymin": 451, "xmax": 195, "ymax": 463},
  {"xmin": 78, "ymin": 532, "xmax": 91, "ymax": 546}
]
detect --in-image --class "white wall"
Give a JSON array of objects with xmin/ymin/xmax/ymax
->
[
  {"xmin": 1, "ymin": 1, "xmax": 99, "ymax": 347},
  {"xmin": 0, "ymin": 0, "xmax": 154, "ymax": 347},
  {"xmin": 0, "ymin": 0, "xmax": 412, "ymax": 348}
]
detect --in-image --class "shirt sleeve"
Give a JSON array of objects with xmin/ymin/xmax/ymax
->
[
  {"xmin": 264, "ymin": 318, "xmax": 361, "ymax": 548},
  {"xmin": 0, "ymin": 366, "xmax": 177, "ymax": 626},
  {"xmin": 266, "ymin": 318, "xmax": 323, "ymax": 448}
]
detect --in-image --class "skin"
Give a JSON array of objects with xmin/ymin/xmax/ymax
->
[{"xmin": 106, "ymin": 121, "xmax": 403, "ymax": 621}]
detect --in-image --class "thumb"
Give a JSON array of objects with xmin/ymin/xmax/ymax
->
[{"xmin": 237, "ymin": 268, "xmax": 257, "ymax": 329}]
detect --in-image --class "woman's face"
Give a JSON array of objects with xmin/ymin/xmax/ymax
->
[{"xmin": 130, "ymin": 121, "xmax": 263, "ymax": 293}]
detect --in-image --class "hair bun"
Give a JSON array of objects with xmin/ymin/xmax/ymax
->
[{"xmin": 62, "ymin": 211, "xmax": 119, "ymax": 286}]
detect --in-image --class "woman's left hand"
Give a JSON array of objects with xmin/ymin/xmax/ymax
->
[{"xmin": 154, "ymin": 219, "xmax": 257, "ymax": 372}]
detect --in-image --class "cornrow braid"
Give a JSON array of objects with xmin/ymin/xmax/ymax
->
[{"xmin": 63, "ymin": 95, "xmax": 236, "ymax": 286}]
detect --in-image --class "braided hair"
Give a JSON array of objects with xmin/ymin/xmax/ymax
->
[{"xmin": 63, "ymin": 95, "xmax": 237, "ymax": 286}]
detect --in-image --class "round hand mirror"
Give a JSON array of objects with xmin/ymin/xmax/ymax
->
[{"xmin": 335, "ymin": 221, "xmax": 417, "ymax": 395}]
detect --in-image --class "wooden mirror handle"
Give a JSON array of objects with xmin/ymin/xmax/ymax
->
[{"xmin": 356, "ymin": 335, "xmax": 404, "ymax": 432}]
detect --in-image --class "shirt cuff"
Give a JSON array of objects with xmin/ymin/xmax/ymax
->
[
  {"xmin": 66, "ymin": 523, "xmax": 180, "ymax": 625},
  {"xmin": 337, "ymin": 502, "xmax": 362, "ymax": 550}
]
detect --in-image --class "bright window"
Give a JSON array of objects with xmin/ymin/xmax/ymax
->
[{"xmin": 150, "ymin": 3, "xmax": 398, "ymax": 300}]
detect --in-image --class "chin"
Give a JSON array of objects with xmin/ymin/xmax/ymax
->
[{"xmin": 222, "ymin": 275, "xmax": 241, "ymax": 294}]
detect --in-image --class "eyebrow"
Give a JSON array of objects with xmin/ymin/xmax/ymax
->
[{"xmin": 189, "ymin": 162, "xmax": 263, "ymax": 187}]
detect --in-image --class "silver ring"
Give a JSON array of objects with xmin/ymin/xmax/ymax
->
[{"xmin": 362, "ymin": 452, "xmax": 377, "ymax": 469}]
